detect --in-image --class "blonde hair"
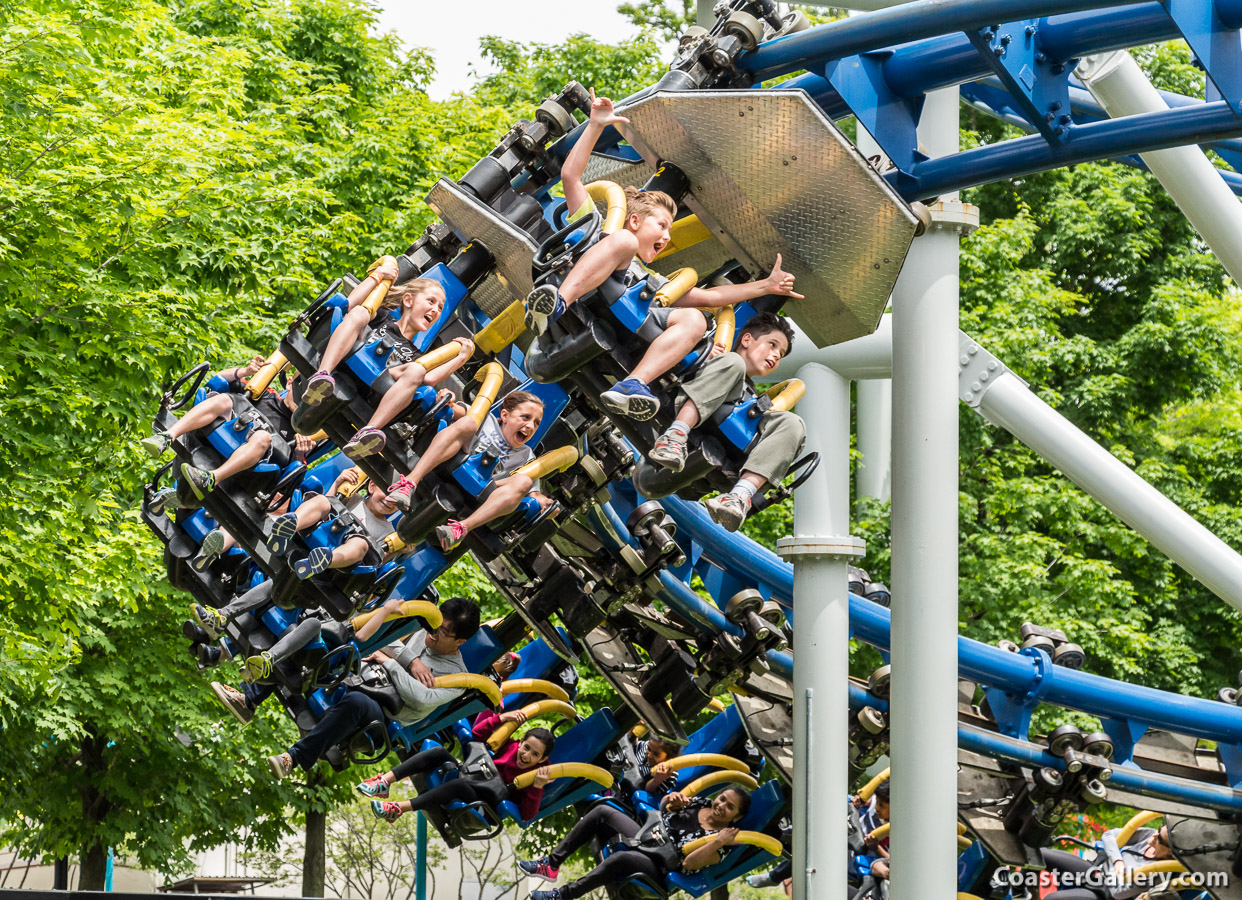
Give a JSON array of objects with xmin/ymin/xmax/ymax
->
[
  {"xmin": 624, "ymin": 186, "xmax": 676, "ymax": 222},
  {"xmin": 380, "ymin": 277, "xmax": 446, "ymax": 313}
]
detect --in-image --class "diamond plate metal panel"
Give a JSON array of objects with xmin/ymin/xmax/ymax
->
[
  {"xmin": 425, "ymin": 177, "xmax": 538, "ymax": 303},
  {"xmin": 582, "ymin": 152, "xmax": 651, "ymax": 190},
  {"xmin": 620, "ymin": 90, "xmax": 919, "ymax": 347}
]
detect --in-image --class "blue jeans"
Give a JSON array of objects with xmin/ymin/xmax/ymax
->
[{"xmin": 287, "ymin": 689, "xmax": 384, "ymax": 771}]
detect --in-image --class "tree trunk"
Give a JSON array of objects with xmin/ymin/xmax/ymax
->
[
  {"xmin": 710, "ymin": 886, "xmax": 729, "ymax": 900},
  {"xmin": 76, "ymin": 730, "xmax": 112, "ymax": 892},
  {"xmin": 78, "ymin": 843, "xmax": 107, "ymax": 891},
  {"xmin": 302, "ymin": 770, "xmax": 327, "ymax": 898}
]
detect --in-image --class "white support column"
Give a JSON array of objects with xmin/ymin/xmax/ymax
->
[
  {"xmin": 778, "ymin": 363, "xmax": 863, "ymax": 900},
  {"xmin": 1078, "ymin": 50, "xmax": 1242, "ymax": 285},
  {"xmin": 856, "ymin": 378, "xmax": 892, "ymax": 504},
  {"xmin": 888, "ymin": 86, "xmax": 976, "ymax": 900},
  {"xmin": 854, "ymin": 123, "xmax": 893, "ymax": 506},
  {"xmin": 960, "ymin": 333, "xmax": 1242, "ymax": 613}
]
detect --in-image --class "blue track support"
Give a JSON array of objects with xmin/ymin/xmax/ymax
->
[
  {"xmin": 900, "ymin": 99, "xmax": 1242, "ymax": 198},
  {"xmin": 659, "ymin": 490, "xmax": 1242, "ymax": 748},
  {"xmin": 964, "ymin": 20, "xmax": 1077, "ymax": 142},
  {"xmin": 958, "ymin": 723, "xmax": 1242, "ymax": 812},
  {"xmin": 824, "ymin": 51, "xmax": 927, "ymax": 174},
  {"xmin": 1163, "ymin": 0, "xmax": 1242, "ymax": 112},
  {"xmin": 740, "ymin": 0, "xmax": 1125, "ymax": 81}
]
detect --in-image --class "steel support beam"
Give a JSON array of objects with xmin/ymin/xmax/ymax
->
[
  {"xmin": 889, "ymin": 85, "xmax": 972, "ymax": 900},
  {"xmin": 960, "ymin": 334, "xmax": 1242, "ymax": 614},
  {"xmin": 778, "ymin": 363, "xmax": 861, "ymax": 900},
  {"xmin": 1077, "ymin": 49, "xmax": 1242, "ymax": 284}
]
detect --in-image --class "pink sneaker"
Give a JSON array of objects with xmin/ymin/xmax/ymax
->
[
  {"xmin": 343, "ymin": 426, "xmax": 386, "ymax": 460},
  {"xmin": 355, "ymin": 774, "xmax": 390, "ymax": 798},
  {"xmin": 371, "ymin": 800, "xmax": 404, "ymax": 822},
  {"xmin": 385, "ymin": 477, "xmax": 416, "ymax": 511},
  {"xmin": 436, "ymin": 520, "xmax": 467, "ymax": 551}
]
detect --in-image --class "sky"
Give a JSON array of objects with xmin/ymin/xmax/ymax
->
[{"xmin": 374, "ymin": 1, "xmax": 645, "ymax": 101}]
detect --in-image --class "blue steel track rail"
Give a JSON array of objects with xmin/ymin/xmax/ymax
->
[{"xmin": 632, "ymin": 490, "xmax": 1242, "ymax": 813}]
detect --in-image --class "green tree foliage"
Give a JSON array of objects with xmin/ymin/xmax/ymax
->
[{"xmin": 0, "ymin": 0, "xmax": 519, "ymax": 887}]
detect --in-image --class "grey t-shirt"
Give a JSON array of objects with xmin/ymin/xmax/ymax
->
[
  {"xmin": 343, "ymin": 494, "xmax": 396, "ymax": 552},
  {"xmin": 378, "ymin": 629, "xmax": 468, "ymax": 725},
  {"xmin": 470, "ymin": 414, "xmax": 539, "ymax": 490}
]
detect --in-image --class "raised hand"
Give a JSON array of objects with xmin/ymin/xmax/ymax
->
[
  {"xmin": 764, "ymin": 253, "xmax": 804, "ymax": 299},
  {"xmin": 500, "ymin": 709, "xmax": 529, "ymax": 725},
  {"xmin": 244, "ymin": 355, "xmax": 268, "ymax": 377},
  {"xmin": 589, "ymin": 88, "xmax": 630, "ymax": 129},
  {"xmin": 532, "ymin": 765, "xmax": 552, "ymax": 787},
  {"xmin": 716, "ymin": 826, "xmax": 740, "ymax": 846}
]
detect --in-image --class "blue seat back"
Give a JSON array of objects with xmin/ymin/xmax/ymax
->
[
  {"xmin": 412, "ymin": 263, "xmax": 468, "ymax": 353},
  {"xmin": 679, "ymin": 705, "xmax": 746, "ymax": 785},
  {"xmin": 503, "ymin": 631, "xmax": 577, "ymax": 710},
  {"xmin": 538, "ymin": 708, "xmax": 626, "ymax": 815}
]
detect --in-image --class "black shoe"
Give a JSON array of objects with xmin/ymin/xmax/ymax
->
[
  {"xmin": 197, "ymin": 644, "xmax": 223, "ymax": 668},
  {"xmin": 183, "ymin": 620, "xmax": 209, "ymax": 643}
]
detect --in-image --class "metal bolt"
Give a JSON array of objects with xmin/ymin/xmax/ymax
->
[
  {"xmin": 1025, "ymin": 24, "xmax": 1037, "ymax": 36},
  {"xmin": 1052, "ymin": 63, "xmax": 1065, "ymax": 74},
  {"xmin": 1049, "ymin": 100, "xmax": 1062, "ymax": 112},
  {"xmin": 980, "ymin": 371, "xmax": 989, "ymax": 382},
  {"xmin": 1000, "ymin": 33, "xmax": 1012, "ymax": 45},
  {"xmin": 994, "ymin": 45, "xmax": 1005, "ymax": 57},
  {"xmin": 968, "ymin": 344, "xmax": 978, "ymax": 355},
  {"xmin": 1045, "ymin": 112, "xmax": 1056, "ymax": 122},
  {"xmin": 1036, "ymin": 52, "xmax": 1047, "ymax": 63},
  {"xmin": 971, "ymin": 381, "xmax": 982, "ymax": 393},
  {"xmin": 963, "ymin": 391, "xmax": 974, "ymax": 402},
  {"xmin": 1059, "ymin": 114, "xmax": 1072, "ymax": 125},
  {"xmin": 960, "ymin": 355, "xmax": 969, "ymax": 366}
]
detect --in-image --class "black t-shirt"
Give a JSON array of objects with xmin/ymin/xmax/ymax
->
[
  {"xmin": 252, "ymin": 391, "xmax": 296, "ymax": 444},
  {"xmin": 663, "ymin": 796, "xmax": 718, "ymax": 851},
  {"xmin": 371, "ymin": 317, "xmax": 418, "ymax": 368}
]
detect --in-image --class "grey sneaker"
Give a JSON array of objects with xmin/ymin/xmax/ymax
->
[
  {"xmin": 524, "ymin": 284, "xmax": 561, "ymax": 336},
  {"xmin": 141, "ymin": 431, "xmax": 173, "ymax": 459},
  {"xmin": 648, "ymin": 431, "xmax": 688, "ymax": 472},
  {"xmin": 210, "ymin": 681, "xmax": 253, "ymax": 725},
  {"xmin": 301, "ymin": 371, "xmax": 336, "ymax": 409},
  {"xmin": 268, "ymin": 751, "xmax": 294, "ymax": 780},
  {"xmin": 181, "ymin": 463, "xmax": 217, "ymax": 499},
  {"xmin": 702, "ymin": 491, "xmax": 751, "ymax": 532},
  {"xmin": 191, "ymin": 528, "xmax": 227, "ymax": 572},
  {"xmin": 148, "ymin": 486, "xmax": 179, "ymax": 516}
]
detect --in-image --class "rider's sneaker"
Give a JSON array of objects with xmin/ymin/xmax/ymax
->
[
  {"xmin": 599, "ymin": 378, "xmax": 659, "ymax": 421},
  {"xmin": 265, "ymin": 512, "xmax": 299, "ymax": 557},
  {"xmin": 648, "ymin": 431, "xmax": 688, "ymax": 472},
  {"xmin": 517, "ymin": 857, "xmax": 560, "ymax": 883},
  {"xmin": 268, "ymin": 752, "xmax": 294, "ymax": 780},
  {"xmin": 301, "ymin": 371, "xmax": 336, "ymax": 409},
  {"xmin": 181, "ymin": 463, "xmax": 217, "ymax": 500},
  {"xmin": 148, "ymin": 486, "xmax": 179, "ymax": 517},
  {"xmin": 141, "ymin": 431, "xmax": 173, "ymax": 459},
  {"xmin": 343, "ymin": 426, "xmax": 386, "ymax": 460},
  {"xmin": 385, "ymin": 477, "xmax": 416, "ymax": 512},
  {"xmin": 371, "ymin": 800, "xmax": 404, "ymax": 822},
  {"xmin": 702, "ymin": 491, "xmax": 751, "ymax": 532},
  {"xmin": 355, "ymin": 775, "xmax": 390, "ymax": 798},
  {"xmin": 240, "ymin": 651, "xmax": 273, "ymax": 684},
  {"xmin": 524, "ymin": 284, "xmax": 563, "ymax": 336},
  {"xmin": 191, "ymin": 528, "xmax": 227, "ymax": 572},
  {"xmin": 293, "ymin": 546, "xmax": 333, "ymax": 580},
  {"xmin": 211, "ymin": 681, "xmax": 253, "ymax": 725},
  {"xmin": 747, "ymin": 871, "xmax": 777, "ymax": 888},
  {"xmin": 192, "ymin": 603, "xmax": 228, "ymax": 641},
  {"xmin": 435, "ymin": 520, "xmax": 467, "ymax": 552}
]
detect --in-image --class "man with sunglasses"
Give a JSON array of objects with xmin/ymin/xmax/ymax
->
[{"xmin": 266, "ymin": 596, "xmax": 481, "ymax": 779}]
